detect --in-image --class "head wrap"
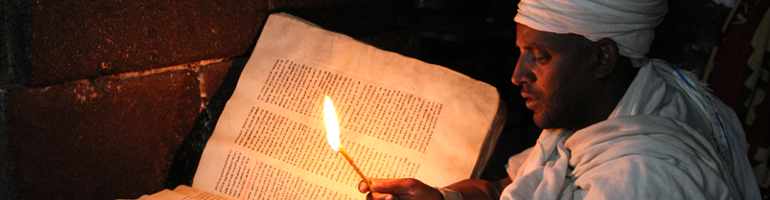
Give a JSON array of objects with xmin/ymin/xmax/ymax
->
[{"xmin": 514, "ymin": 0, "xmax": 667, "ymax": 67}]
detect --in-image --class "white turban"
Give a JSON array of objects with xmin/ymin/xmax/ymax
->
[{"xmin": 514, "ymin": 0, "xmax": 667, "ymax": 66}]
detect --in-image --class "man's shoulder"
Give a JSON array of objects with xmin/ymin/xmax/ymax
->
[
  {"xmin": 567, "ymin": 115, "xmax": 706, "ymax": 155},
  {"xmin": 571, "ymin": 152, "xmax": 731, "ymax": 200},
  {"xmin": 568, "ymin": 115, "xmax": 724, "ymax": 178}
]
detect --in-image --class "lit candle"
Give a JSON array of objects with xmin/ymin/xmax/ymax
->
[{"xmin": 324, "ymin": 96, "xmax": 375, "ymax": 193}]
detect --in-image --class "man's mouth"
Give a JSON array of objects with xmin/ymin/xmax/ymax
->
[{"xmin": 521, "ymin": 91, "xmax": 537, "ymax": 110}]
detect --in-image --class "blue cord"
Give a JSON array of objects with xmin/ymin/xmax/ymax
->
[{"xmin": 672, "ymin": 66, "xmax": 741, "ymax": 198}]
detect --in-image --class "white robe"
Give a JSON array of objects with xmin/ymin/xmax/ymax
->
[{"xmin": 501, "ymin": 60, "xmax": 761, "ymax": 200}]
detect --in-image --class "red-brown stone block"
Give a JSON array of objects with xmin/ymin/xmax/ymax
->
[
  {"xmin": 269, "ymin": 0, "xmax": 357, "ymax": 9},
  {"xmin": 28, "ymin": 0, "xmax": 267, "ymax": 87},
  {"xmin": 7, "ymin": 70, "xmax": 201, "ymax": 199}
]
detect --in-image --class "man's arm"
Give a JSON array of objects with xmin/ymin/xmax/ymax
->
[
  {"xmin": 572, "ymin": 155, "xmax": 717, "ymax": 200},
  {"xmin": 444, "ymin": 179, "xmax": 501, "ymax": 200},
  {"xmin": 493, "ymin": 176, "xmax": 512, "ymax": 192},
  {"xmin": 359, "ymin": 178, "xmax": 443, "ymax": 200},
  {"xmin": 359, "ymin": 178, "xmax": 502, "ymax": 200}
]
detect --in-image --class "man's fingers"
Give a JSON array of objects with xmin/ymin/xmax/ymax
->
[
  {"xmin": 370, "ymin": 192, "xmax": 395, "ymax": 200},
  {"xmin": 359, "ymin": 180, "xmax": 370, "ymax": 193},
  {"xmin": 366, "ymin": 178, "xmax": 441, "ymax": 200},
  {"xmin": 368, "ymin": 178, "xmax": 395, "ymax": 193},
  {"xmin": 371, "ymin": 178, "xmax": 425, "ymax": 194}
]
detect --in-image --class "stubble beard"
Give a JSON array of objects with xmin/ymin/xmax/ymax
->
[{"xmin": 532, "ymin": 86, "xmax": 585, "ymax": 131}]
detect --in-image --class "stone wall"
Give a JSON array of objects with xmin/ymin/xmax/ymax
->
[{"xmin": 2, "ymin": 0, "xmax": 414, "ymax": 199}]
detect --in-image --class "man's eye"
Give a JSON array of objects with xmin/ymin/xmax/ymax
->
[{"xmin": 535, "ymin": 57, "xmax": 549, "ymax": 64}]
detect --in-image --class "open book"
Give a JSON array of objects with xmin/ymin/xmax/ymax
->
[{"xmin": 138, "ymin": 13, "xmax": 505, "ymax": 200}]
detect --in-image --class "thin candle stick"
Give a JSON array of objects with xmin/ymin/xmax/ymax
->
[{"xmin": 338, "ymin": 145, "xmax": 376, "ymax": 193}]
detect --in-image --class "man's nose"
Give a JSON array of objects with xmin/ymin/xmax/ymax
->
[{"xmin": 511, "ymin": 59, "xmax": 533, "ymax": 86}]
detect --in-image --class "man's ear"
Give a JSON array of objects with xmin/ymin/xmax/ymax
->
[{"xmin": 593, "ymin": 38, "xmax": 618, "ymax": 79}]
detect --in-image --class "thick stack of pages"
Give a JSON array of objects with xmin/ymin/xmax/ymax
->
[
  {"xmin": 135, "ymin": 185, "xmax": 229, "ymax": 200},
  {"xmin": 134, "ymin": 12, "xmax": 504, "ymax": 200}
]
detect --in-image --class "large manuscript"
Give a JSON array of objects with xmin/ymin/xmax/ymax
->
[{"xmin": 137, "ymin": 13, "xmax": 503, "ymax": 200}]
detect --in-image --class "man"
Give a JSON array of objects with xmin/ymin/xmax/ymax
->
[{"xmin": 359, "ymin": 0, "xmax": 761, "ymax": 199}]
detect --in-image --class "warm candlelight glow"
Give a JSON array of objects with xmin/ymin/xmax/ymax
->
[
  {"xmin": 323, "ymin": 96, "xmax": 375, "ymax": 193},
  {"xmin": 324, "ymin": 96, "xmax": 341, "ymax": 152}
]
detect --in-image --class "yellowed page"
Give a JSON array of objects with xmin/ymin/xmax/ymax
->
[
  {"xmin": 193, "ymin": 13, "xmax": 499, "ymax": 200},
  {"xmin": 135, "ymin": 195, "xmax": 166, "ymax": 200}
]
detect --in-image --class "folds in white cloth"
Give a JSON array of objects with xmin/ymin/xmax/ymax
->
[
  {"xmin": 502, "ymin": 61, "xmax": 760, "ymax": 200},
  {"xmin": 514, "ymin": 0, "xmax": 667, "ymax": 61}
]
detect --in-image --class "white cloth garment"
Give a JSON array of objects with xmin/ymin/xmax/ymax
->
[
  {"xmin": 514, "ymin": 0, "xmax": 667, "ymax": 67},
  {"xmin": 502, "ymin": 61, "xmax": 761, "ymax": 199}
]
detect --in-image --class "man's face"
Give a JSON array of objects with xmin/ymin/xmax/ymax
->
[{"xmin": 512, "ymin": 24, "xmax": 597, "ymax": 130}]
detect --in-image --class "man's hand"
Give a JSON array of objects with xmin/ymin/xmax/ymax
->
[
  {"xmin": 358, "ymin": 178, "xmax": 443, "ymax": 200},
  {"xmin": 445, "ymin": 179, "xmax": 500, "ymax": 200}
]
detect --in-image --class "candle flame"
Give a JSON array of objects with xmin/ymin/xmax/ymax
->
[{"xmin": 324, "ymin": 96, "xmax": 341, "ymax": 152}]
